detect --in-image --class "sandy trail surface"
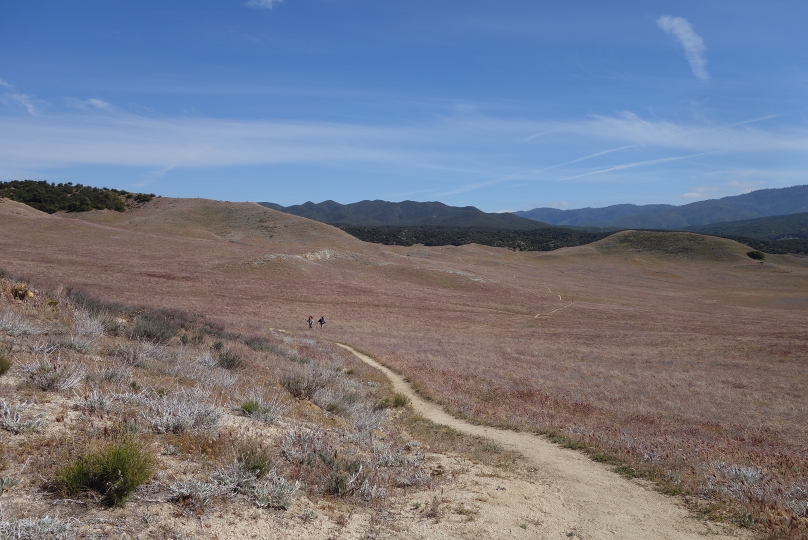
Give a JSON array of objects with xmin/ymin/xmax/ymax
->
[{"xmin": 336, "ymin": 343, "xmax": 749, "ymax": 540}]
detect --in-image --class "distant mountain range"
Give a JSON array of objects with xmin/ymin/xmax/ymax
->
[
  {"xmin": 259, "ymin": 199, "xmax": 546, "ymax": 230},
  {"xmin": 685, "ymin": 212, "xmax": 808, "ymax": 241},
  {"xmin": 514, "ymin": 185, "xmax": 808, "ymax": 229}
]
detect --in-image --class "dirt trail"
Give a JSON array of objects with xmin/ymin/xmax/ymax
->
[{"xmin": 336, "ymin": 343, "xmax": 749, "ymax": 540}]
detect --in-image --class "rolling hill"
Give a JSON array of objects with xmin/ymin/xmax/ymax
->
[
  {"xmin": 259, "ymin": 199, "xmax": 547, "ymax": 229},
  {"xmin": 514, "ymin": 185, "xmax": 808, "ymax": 229}
]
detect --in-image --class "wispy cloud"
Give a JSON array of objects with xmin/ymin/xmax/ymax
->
[
  {"xmin": 246, "ymin": 0, "xmax": 283, "ymax": 9},
  {"xmin": 65, "ymin": 97, "xmax": 114, "ymax": 111},
  {"xmin": 657, "ymin": 15, "xmax": 709, "ymax": 82},
  {"xmin": 0, "ymin": 77, "xmax": 12, "ymax": 89},
  {"xmin": 2, "ymin": 93, "xmax": 39, "ymax": 115},
  {"xmin": 559, "ymin": 152, "xmax": 715, "ymax": 182}
]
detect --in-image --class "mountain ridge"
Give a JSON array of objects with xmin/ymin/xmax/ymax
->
[
  {"xmin": 259, "ymin": 199, "xmax": 548, "ymax": 229},
  {"xmin": 514, "ymin": 185, "xmax": 808, "ymax": 229}
]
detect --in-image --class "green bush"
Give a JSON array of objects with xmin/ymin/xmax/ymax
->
[
  {"xmin": 746, "ymin": 250, "xmax": 766, "ymax": 261},
  {"xmin": 55, "ymin": 438, "xmax": 153, "ymax": 506},
  {"xmin": 0, "ymin": 350, "xmax": 12, "ymax": 377},
  {"xmin": 376, "ymin": 392, "xmax": 410, "ymax": 410},
  {"xmin": 237, "ymin": 443, "xmax": 273, "ymax": 478},
  {"xmin": 217, "ymin": 350, "xmax": 243, "ymax": 370}
]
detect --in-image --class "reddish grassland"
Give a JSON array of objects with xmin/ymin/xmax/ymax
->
[{"xmin": 2, "ymin": 197, "xmax": 808, "ymax": 537}]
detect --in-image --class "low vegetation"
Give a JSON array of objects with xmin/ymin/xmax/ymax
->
[
  {"xmin": 0, "ymin": 179, "xmax": 155, "ymax": 214},
  {"xmin": 335, "ymin": 225, "xmax": 613, "ymax": 251},
  {"xmin": 0, "ymin": 275, "xmax": 449, "ymax": 537},
  {"xmin": 55, "ymin": 438, "xmax": 154, "ymax": 506}
]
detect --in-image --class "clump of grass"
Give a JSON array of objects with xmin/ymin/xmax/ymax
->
[
  {"xmin": 217, "ymin": 349, "xmax": 242, "ymax": 370},
  {"xmin": 236, "ymin": 441, "xmax": 274, "ymax": 479},
  {"xmin": 280, "ymin": 370, "xmax": 325, "ymax": 400},
  {"xmin": 376, "ymin": 393, "xmax": 410, "ymax": 410},
  {"xmin": 746, "ymin": 250, "xmax": 766, "ymax": 261},
  {"xmin": 55, "ymin": 437, "xmax": 154, "ymax": 506}
]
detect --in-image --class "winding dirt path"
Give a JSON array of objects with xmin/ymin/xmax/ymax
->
[{"xmin": 336, "ymin": 343, "xmax": 748, "ymax": 540}]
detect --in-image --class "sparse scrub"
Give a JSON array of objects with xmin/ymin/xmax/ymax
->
[
  {"xmin": 0, "ymin": 311, "xmax": 41, "ymax": 336},
  {"xmin": 235, "ymin": 440, "xmax": 274, "ymax": 479},
  {"xmin": 55, "ymin": 437, "xmax": 153, "ymax": 506},
  {"xmin": 72, "ymin": 309, "xmax": 104, "ymax": 338},
  {"xmin": 73, "ymin": 389, "xmax": 112, "ymax": 413},
  {"xmin": 253, "ymin": 475, "xmax": 300, "ymax": 510},
  {"xmin": 0, "ymin": 401, "xmax": 45, "ymax": 433},
  {"xmin": 21, "ymin": 355, "xmax": 86, "ymax": 391},
  {"xmin": 280, "ymin": 371, "xmax": 324, "ymax": 400},
  {"xmin": 93, "ymin": 364, "xmax": 132, "ymax": 383},
  {"xmin": 137, "ymin": 389, "xmax": 222, "ymax": 433},
  {"xmin": 111, "ymin": 340, "xmax": 157, "ymax": 367},
  {"xmin": 0, "ymin": 475, "xmax": 21, "ymax": 495},
  {"xmin": 238, "ymin": 392, "xmax": 288, "ymax": 424},
  {"xmin": 0, "ymin": 515, "xmax": 74, "ymax": 540}
]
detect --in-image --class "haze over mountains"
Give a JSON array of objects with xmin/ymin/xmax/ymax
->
[{"xmin": 514, "ymin": 185, "xmax": 808, "ymax": 229}]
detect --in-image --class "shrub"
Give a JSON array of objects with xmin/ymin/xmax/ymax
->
[
  {"xmin": 21, "ymin": 355, "xmax": 86, "ymax": 391},
  {"xmin": 0, "ymin": 349, "xmax": 12, "ymax": 377},
  {"xmin": 72, "ymin": 310, "xmax": 104, "ymax": 338},
  {"xmin": 55, "ymin": 438, "xmax": 153, "ymax": 506},
  {"xmin": 253, "ymin": 475, "xmax": 300, "ymax": 510},
  {"xmin": 0, "ymin": 400, "xmax": 45, "ymax": 433},
  {"xmin": 280, "ymin": 370, "xmax": 325, "ymax": 400},
  {"xmin": 217, "ymin": 349, "xmax": 242, "ymax": 370},
  {"xmin": 747, "ymin": 250, "xmax": 766, "ymax": 260},
  {"xmin": 376, "ymin": 392, "xmax": 410, "ymax": 410},
  {"xmin": 238, "ymin": 393, "xmax": 288, "ymax": 424},
  {"xmin": 130, "ymin": 308, "xmax": 195, "ymax": 344},
  {"xmin": 236, "ymin": 442, "xmax": 274, "ymax": 479},
  {"xmin": 138, "ymin": 389, "xmax": 222, "ymax": 434}
]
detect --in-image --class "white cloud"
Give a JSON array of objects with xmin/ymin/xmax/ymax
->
[
  {"xmin": 246, "ymin": 0, "xmax": 282, "ymax": 9},
  {"xmin": 0, "ymin": 77, "xmax": 12, "ymax": 89},
  {"xmin": 657, "ymin": 15, "xmax": 709, "ymax": 82}
]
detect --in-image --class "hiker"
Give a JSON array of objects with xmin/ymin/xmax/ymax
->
[
  {"xmin": 318, "ymin": 316, "xmax": 326, "ymax": 329},
  {"xmin": 307, "ymin": 315, "xmax": 314, "ymax": 329}
]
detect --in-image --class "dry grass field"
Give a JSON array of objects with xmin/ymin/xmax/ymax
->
[{"xmin": 2, "ymin": 196, "xmax": 807, "ymax": 537}]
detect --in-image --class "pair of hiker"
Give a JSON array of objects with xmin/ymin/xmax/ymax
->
[{"xmin": 307, "ymin": 315, "xmax": 326, "ymax": 329}]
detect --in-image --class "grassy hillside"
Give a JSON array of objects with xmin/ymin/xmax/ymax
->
[
  {"xmin": 0, "ymin": 180, "xmax": 154, "ymax": 214},
  {"xmin": 515, "ymin": 185, "xmax": 808, "ymax": 229},
  {"xmin": 335, "ymin": 225, "xmax": 612, "ymax": 251},
  {"xmin": 260, "ymin": 199, "xmax": 547, "ymax": 229}
]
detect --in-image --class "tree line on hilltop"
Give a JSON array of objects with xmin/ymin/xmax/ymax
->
[
  {"xmin": 0, "ymin": 180, "xmax": 154, "ymax": 214},
  {"xmin": 334, "ymin": 225, "xmax": 613, "ymax": 251}
]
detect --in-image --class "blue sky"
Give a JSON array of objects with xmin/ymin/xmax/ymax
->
[{"xmin": 1, "ymin": 1, "xmax": 806, "ymax": 211}]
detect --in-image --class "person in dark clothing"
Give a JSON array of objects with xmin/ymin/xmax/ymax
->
[
  {"xmin": 318, "ymin": 316, "xmax": 326, "ymax": 329},
  {"xmin": 307, "ymin": 315, "xmax": 314, "ymax": 329}
]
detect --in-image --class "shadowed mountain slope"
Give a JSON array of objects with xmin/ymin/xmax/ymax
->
[
  {"xmin": 685, "ymin": 211, "xmax": 808, "ymax": 241},
  {"xmin": 514, "ymin": 185, "xmax": 808, "ymax": 229},
  {"xmin": 260, "ymin": 199, "xmax": 548, "ymax": 229}
]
